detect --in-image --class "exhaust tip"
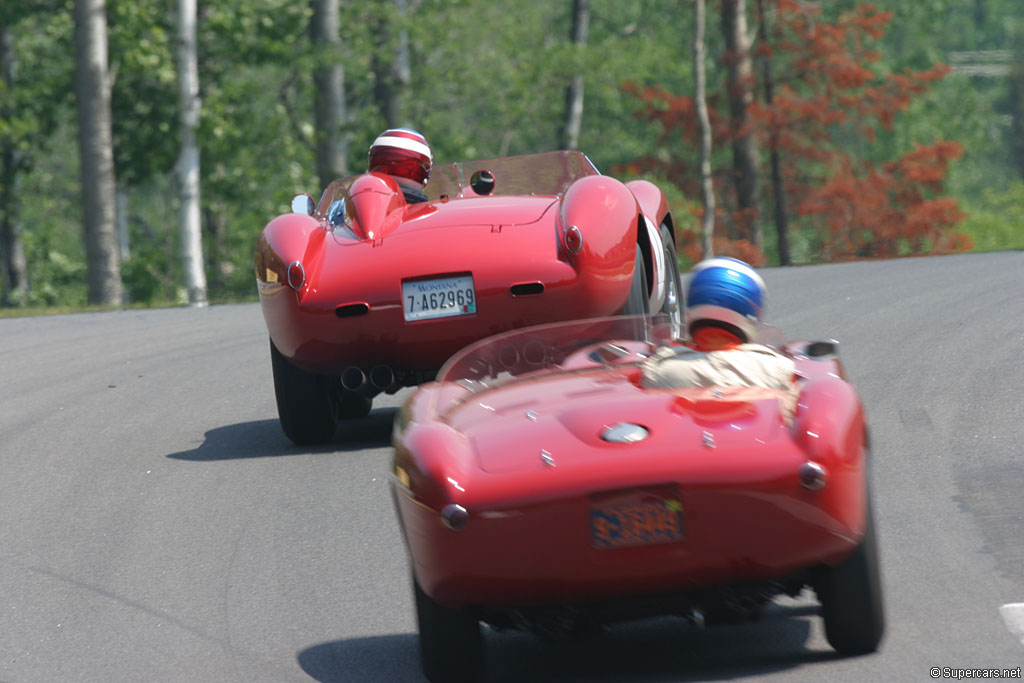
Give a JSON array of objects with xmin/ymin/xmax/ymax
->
[
  {"xmin": 369, "ymin": 365, "xmax": 395, "ymax": 390},
  {"xmin": 340, "ymin": 366, "xmax": 366, "ymax": 391}
]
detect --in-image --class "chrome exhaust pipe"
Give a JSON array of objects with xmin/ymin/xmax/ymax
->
[
  {"xmin": 340, "ymin": 366, "xmax": 366, "ymax": 391},
  {"xmin": 369, "ymin": 365, "xmax": 395, "ymax": 390}
]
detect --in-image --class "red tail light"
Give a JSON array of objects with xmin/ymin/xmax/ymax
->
[
  {"xmin": 286, "ymin": 261, "xmax": 305, "ymax": 290},
  {"xmin": 564, "ymin": 225, "xmax": 583, "ymax": 254}
]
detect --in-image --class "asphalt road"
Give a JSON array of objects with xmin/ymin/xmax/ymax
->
[{"xmin": 1, "ymin": 252, "xmax": 1022, "ymax": 682}]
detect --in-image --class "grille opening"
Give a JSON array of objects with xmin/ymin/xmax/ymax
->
[
  {"xmin": 510, "ymin": 282, "xmax": 544, "ymax": 297},
  {"xmin": 336, "ymin": 303, "xmax": 370, "ymax": 318}
]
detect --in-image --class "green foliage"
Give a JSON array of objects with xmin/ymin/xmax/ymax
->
[
  {"xmin": 3, "ymin": 0, "xmax": 1023, "ymax": 310},
  {"xmin": 958, "ymin": 181, "xmax": 1024, "ymax": 252},
  {"xmin": 108, "ymin": 0, "xmax": 179, "ymax": 186}
]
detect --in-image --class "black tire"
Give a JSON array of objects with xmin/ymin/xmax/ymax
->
[
  {"xmin": 622, "ymin": 249, "xmax": 650, "ymax": 316},
  {"xmin": 414, "ymin": 577, "xmax": 483, "ymax": 683},
  {"xmin": 269, "ymin": 339, "xmax": 336, "ymax": 445},
  {"xmin": 659, "ymin": 224, "xmax": 684, "ymax": 339},
  {"xmin": 818, "ymin": 502, "xmax": 885, "ymax": 655}
]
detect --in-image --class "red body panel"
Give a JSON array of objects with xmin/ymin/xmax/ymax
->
[
  {"xmin": 392, "ymin": 345, "xmax": 868, "ymax": 609},
  {"xmin": 255, "ymin": 151, "xmax": 659, "ymax": 376}
]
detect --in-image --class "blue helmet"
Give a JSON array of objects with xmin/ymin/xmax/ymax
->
[{"xmin": 686, "ymin": 257, "xmax": 766, "ymax": 343}]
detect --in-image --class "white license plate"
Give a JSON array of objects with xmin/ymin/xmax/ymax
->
[{"xmin": 402, "ymin": 275, "xmax": 477, "ymax": 321}]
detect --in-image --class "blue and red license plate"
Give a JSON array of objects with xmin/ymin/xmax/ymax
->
[{"xmin": 590, "ymin": 487, "xmax": 684, "ymax": 550}]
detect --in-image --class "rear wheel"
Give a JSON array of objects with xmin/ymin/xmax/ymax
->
[
  {"xmin": 622, "ymin": 249, "xmax": 650, "ymax": 316},
  {"xmin": 817, "ymin": 501, "xmax": 885, "ymax": 655},
  {"xmin": 414, "ymin": 577, "xmax": 483, "ymax": 683},
  {"xmin": 659, "ymin": 224, "xmax": 684, "ymax": 339},
  {"xmin": 269, "ymin": 339, "xmax": 336, "ymax": 445}
]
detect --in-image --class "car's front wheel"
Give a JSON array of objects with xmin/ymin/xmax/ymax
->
[
  {"xmin": 414, "ymin": 577, "xmax": 483, "ymax": 683},
  {"xmin": 817, "ymin": 501, "xmax": 885, "ymax": 655},
  {"xmin": 269, "ymin": 339, "xmax": 336, "ymax": 445}
]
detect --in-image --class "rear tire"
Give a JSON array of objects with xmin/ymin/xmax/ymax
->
[
  {"xmin": 414, "ymin": 577, "xmax": 483, "ymax": 683},
  {"xmin": 622, "ymin": 249, "xmax": 650, "ymax": 316},
  {"xmin": 818, "ymin": 502, "xmax": 885, "ymax": 655},
  {"xmin": 269, "ymin": 339, "xmax": 337, "ymax": 445}
]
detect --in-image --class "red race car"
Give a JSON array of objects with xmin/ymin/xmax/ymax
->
[
  {"xmin": 391, "ymin": 315, "xmax": 884, "ymax": 682},
  {"xmin": 255, "ymin": 151, "xmax": 682, "ymax": 444}
]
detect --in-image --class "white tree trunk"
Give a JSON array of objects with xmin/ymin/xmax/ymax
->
[
  {"xmin": 695, "ymin": 0, "xmax": 715, "ymax": 259},
  {"xmin": 560, "ymin": 0, "xmax": 590, "ymax": 150},
  {"xmin": 176, "ymin": 0, "xmax": 207, "ymax": 306},
  {"xmin": 74, "ymin": 0, "xmax": 123, "ymax": 306}
]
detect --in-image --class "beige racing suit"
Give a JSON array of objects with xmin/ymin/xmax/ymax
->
[{"xmin": 641, "ymin": 343, "xmax": 799, "ymax": 419}]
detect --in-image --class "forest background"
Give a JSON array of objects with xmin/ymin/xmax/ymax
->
[{"xmin": 1, "ymin": 0, "xmax": 1022, "ymax": 310}]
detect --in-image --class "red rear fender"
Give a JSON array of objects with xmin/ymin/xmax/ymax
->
[
  {"xmin": 254, "ymin": 213, "xmax": 325, "ymax": 288},
  {"xmin": 791, "ymin": 377, "xmax": 867, "ymax": 534},
  {"xmin": 394, "ymin": 421, "xmax": 475, "ymax": 512},
  {"xmin": 625, "ymin": 179, "xmax": 672, "ymax": 229},
  {"xmin": 559, "ymin": 175, "xmax": 641, "ymax": 309}
]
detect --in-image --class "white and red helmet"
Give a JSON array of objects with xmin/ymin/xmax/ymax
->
[{"xmin": 368, "ymin": 128, "xmax": 432, "ymax": 187}]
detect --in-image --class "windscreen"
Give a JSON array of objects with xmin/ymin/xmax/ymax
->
[
  {"xmin": 316, "ymin": 150, "xmax": 599, "ymax": 215},
  {"xmin": 425, "ymin": 150, "xmax": 600, "ymax": 200},
  {"xmin": 436, "ymin": 314, "xmax": 675, "ymax": 390}
]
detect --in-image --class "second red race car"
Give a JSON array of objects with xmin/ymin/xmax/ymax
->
[
  {"xmin": 255, "ymin": 150, "xmax": 682, "ymax": 444},
  {"xmin": 391, "ymin": 314, "xmax": 884, "ymax": 682}
]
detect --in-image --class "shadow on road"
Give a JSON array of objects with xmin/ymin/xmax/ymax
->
[
  {"xmin": 298, "ymin": 606, "xmax": 838, "ymax": 682},
  {"xmin": 166, "ymin": 408, "xmax": 398, "ymax": 461}
]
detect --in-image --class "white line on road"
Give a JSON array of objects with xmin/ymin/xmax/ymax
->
[{"xmin": 1000, "ymin": 603, "xmax": 1024, "ymax": 647}]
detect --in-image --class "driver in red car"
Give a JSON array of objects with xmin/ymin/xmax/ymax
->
[
  {"xmin": 642, "ymin": 257, "xmax": 797, "ymax": 394},
  {"xmin": 368, "ymin": 127, "xmax": 433, "ymax": 204}
]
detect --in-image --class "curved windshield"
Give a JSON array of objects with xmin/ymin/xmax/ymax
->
[
  {"xmin": 437, "ymin": 314, "xmax": 675, "ymax": 390},
  {"xmin": 425, "ymin": 150, "xmax": 599, "ymax": 200},
  {"xmin": 316, "ymin": 150, "xmax": 599, "ymax": 214}
]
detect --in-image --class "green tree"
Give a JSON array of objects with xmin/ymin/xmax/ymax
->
[{"xmin": 0, "ymin": 2, "xmax": 75, "ymax": 307}]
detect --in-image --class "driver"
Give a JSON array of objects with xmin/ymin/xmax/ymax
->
[
  {"xmin": 642, "ymin": 257, "xmax": 797, "ymax": 393},
  {"xmin": 367, "ymin": 128, "xmax": 433, "ymax": 204}
]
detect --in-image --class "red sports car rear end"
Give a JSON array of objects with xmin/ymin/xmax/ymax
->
[{"xmin": 391, "ymin": 315, "xmax": 884, "ymax": 682}]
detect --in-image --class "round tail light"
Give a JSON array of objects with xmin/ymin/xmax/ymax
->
[
  {"xmin": 286, "ymin": 261, "xmax": 305, "ymax": 290},
  {"xmin": 564, "ymin": 225, "xmax": 583, "ymax": 254}
]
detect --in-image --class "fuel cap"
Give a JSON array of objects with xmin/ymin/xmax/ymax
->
[{"xmin": 601, "ymin": 422, "xmax": 649, "ymax": 443}]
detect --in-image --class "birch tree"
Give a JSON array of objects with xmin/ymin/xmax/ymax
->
[
  {"xmin": 175, "ymin": 0, "xmax": 206, "ymax": 306},
  {"xmin": 74, "ymin": 0, "xmax": 122, "ymax": 306},
  {"xmin": 559, "ymin": 0, "xmax": 589, "ymax": 150},
  {"xmin": 694, "ymin": 0, "xmax": 714, "ymax": 260}
]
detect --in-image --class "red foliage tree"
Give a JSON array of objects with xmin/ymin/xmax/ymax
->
[{"xmin": 621, "ymin": 1, "xmax": 971, "ymax": 264}]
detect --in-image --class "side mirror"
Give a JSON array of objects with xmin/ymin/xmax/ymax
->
[
  {"xmin": 290, "ymin": 193, "xmax": 315, "ymax": 216},
  {"xmin": 470, "ymin": 170, "xmax": 495, "ymax": 196}
]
